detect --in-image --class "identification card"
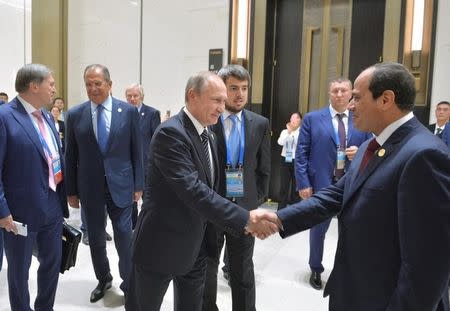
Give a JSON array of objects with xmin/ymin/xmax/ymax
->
[
  {"xmin": 13, "ymin": 221, "xmax": 28, "ymax": 237},
  {"xmin": 225, "ymin": 169, "xmax": 244, "ymax": 198},
  {"xmin": 285, "ymin": 150, "xmax": 293, "ymax": 163},
  {"xmin": 336, "ymin": 148, "xmax": 345, "ymax": 170},
  {"xmin": 52, "ymin": 155, "xmax": 63, "ymax": 184}
]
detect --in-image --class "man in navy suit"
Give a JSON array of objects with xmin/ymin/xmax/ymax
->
[
  {"xmin": 125, "ymin": 83, "xmax": 160, "ymax": 228},
  {"xmin": 442, "ymin": 123, "xmax": 450, "ymax": 148},
  {"xmin": 295, "ymin": 78, "xmax": 372, "ymax": 289},
  {"xmin": 259, "ymin": 62, "xmax": 450, "ymax": 310},
  {"xmin": 65, "ymin": 64, "xmax": 143, "ymax": 302},
  {"xmin": 203, "ymin": 64, "xmax": 271, "ymax": 311},
  {"xmin": 126, "ymin": 71, "xmax": 277, "ymax": 311},
  {"xmin": 0, "ymin": 64, "xmax": 68, "ymax": 311}
]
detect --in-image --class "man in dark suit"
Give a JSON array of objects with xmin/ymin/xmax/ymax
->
[
  {"xmin": 203, "ymin": 64, "xmax": 271, "ymax": 311},
  {"xmin": 427, "ymin": 101, "xmax": 449, "ymax": 138},
  {"xmin": 442, "ymin": 123, "xmax": 450, "ymax": 148},
  {"xmin": 259, "ymin": 62, "xmax": 450, "ymax": 310},
  {"xmin": 0, "ymin": 64, "xmax": 68, "ymax": 311},
  {"xmin": 65, "ymin": 64, "xmax": 144, "ymax": 302},
  {"xmin": 295, "ymin": 78, "xmax": 372, "ymax": 289},
  {"xmin": 125, "ymin": 71, "xmax": 276, "ymax": 311},
  {"xmin": 125, "ymin": 83, "xmax": 160, "ymax": 228}
]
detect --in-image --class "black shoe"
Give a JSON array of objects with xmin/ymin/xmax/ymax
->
[
  {"xmin": 106, "ymin": 232, "xmax": 112, "ymax": 241},
  {"xmin": 90, "ymin": 277, "xmax": 113, "ymax": 303},
  {"xmin": 309, "ymin": 271, "xmax": 322, "ymax": 290},
  {"xmin": 82, "ymin": 234, "xmax": 89, "ymax": 246}
]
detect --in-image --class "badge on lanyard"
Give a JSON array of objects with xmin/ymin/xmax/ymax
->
[
  {"xmin": 225, "ymin": 166, "xmax": 244, "ymax": 198},
  {"xmin": 336, "ymin": 146, "xmax": 345, "ymax": 170},
  {"xmin": 284, "ymin": 135, "xmax": 295, "ymax": 163},
  {"xmin": 52, "ymin": 154, "xmax": 63, "ymax": 184}
]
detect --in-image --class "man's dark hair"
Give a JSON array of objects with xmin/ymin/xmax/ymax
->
[
  {"xmin": 436, "ymin": 101, "xmax": 450, "ymax": 107},
  {"xmin": 0, "ymin": 92, "xmax": 7, "ymax": 97},
  {"xmin": 368, "ymin": 62, "xmax": 416, "ymax": 111},
  {"xmin": 53, "ymin": 97, "xmax": 64, "ymax": 104},
  {"xmin": 217, "ymin": 64, "xmax": 251, "ymax": 86}
]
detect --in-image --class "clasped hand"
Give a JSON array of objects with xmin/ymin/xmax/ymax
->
[{"xmin": 245, "ymin": 209, "xmax": 282, "ymax": 240}]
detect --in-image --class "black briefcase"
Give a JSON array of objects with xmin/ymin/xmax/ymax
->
[{"xmin": 60, "ymin": 222, "xmax": 81, "ymax": 274}]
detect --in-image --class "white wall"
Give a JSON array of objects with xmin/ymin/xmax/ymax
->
[
  {"xmin": 67, "ymin": 0, "xmax": 141, "ymax": 108},
  {"xmin": 0, "ymin": 0, "xmax": 31, "ymax": 101},
  {"xmin": 67, "ymin": 0, "xmax": 229, "ymax": 113},
  {"xmin": 429, "ymin": 0, "xmax": 450, "ymax": 124},
  {"xmin": 141, "ymin": 0, "xmax": 229, "ymax": 115}
]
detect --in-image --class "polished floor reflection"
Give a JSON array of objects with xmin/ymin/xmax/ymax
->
[{"xmin": 6, "ymin": 202, "xmax": 445, "ymax": 310}]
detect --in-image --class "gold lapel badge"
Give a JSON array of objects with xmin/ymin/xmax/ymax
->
[{"xmin": 377, "ymin": 149, "xmax": 385, "ymax": 157}]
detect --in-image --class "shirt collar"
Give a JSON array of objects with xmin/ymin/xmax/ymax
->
[
  {"xmin": 222, "ymin": 109, "xmax": 243, "ymax": 122},
  {"xmin": 137, "ymin": 103, "xmax": 143, "ymax": 112},
  {"xmin": 90, "ymin": 95, "xmax": 112, "ymax": 113},
  {"xmin": 329, "ymin": 104, "xmax": 348, "ymax": 118},
  {"xmin": 375, "ymin": 112, "xmax": 414, "ymax": 146},
  {"xmin": 183, "ymin": 107, "xmax": 207, "ymax": 136},
  {"xmin": 17, "ymin": 95, "xmax": 40, "ymax": 115}
]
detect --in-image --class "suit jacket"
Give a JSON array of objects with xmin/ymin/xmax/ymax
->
[
  {"xmin": 278, "ymin": 117, "xmax": 450, "ymax": 311},
  {"xmin": 131, "ymin": 109, "xmax": 249, "ymax": 275},
  {"xmin": 442, "ymin": 124, "xmax": 450, "ymax": 148},
  {"xmin": 428, "ymin": 123, "xmax": 447, "ymax": 139},
  {"xmin": 0, "ymin": 97, "xmax": 68, "ymax": 231},
  {"xmin": 65, "ymin": 97, "xmax": 143, "ymax": 209},
  {"xmin": 210, "ymin": 109, "xmax": 271, "ymax": 210},
  {"xmin": 138, "ymin": 103, "xmax": 160, "ymax": 173},
  {"xmin": 295, "ymin": 106, "xmax": 372, "ymax": 191}
]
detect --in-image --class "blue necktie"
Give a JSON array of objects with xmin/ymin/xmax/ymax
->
[
  {"xmin": 228, "ymin": 114, "xmax": 240, "ymax": 168},
  {"xmin": 97, "ymin": 105, "xmax": 108, "ymax": 154}
]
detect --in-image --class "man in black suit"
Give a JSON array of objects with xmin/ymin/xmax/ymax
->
[
  {"xmin": 203, "ymin": 64, "xmax": 271, "ymax": 311},
  {"xmin": 427, "ymin": 101, "xmax": 449, "ymax": 138},
  {"xmin": 125, "ymin": 83, "xmax": 160, "ymax": 228},
  {"xmin": 126, "ymin": 71, "xmax": 276, "ymax": 311}
]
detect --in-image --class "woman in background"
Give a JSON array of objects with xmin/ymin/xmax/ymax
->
[
  {"xmin": 277, "ymin": 112, "xmax": 302, "ymax": 210},
  {"xmin": 50, "ymin": 106, "xmax": 65, "ymax": 153}
]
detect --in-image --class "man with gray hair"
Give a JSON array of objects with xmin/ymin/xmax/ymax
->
[
  {"xmin": 126, "ymin": 71, "xmax": 277, "ymax": 311},
  {"xmin": 0, "ymin": 63, "xmax": 68, "ymax": 310},
  {"xmin": 125, "ymin": 83, "xmax": 160, "ymax": 228}
]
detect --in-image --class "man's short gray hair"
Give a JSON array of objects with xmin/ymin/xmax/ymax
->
[
  {"xmin": 84, "ymin": 64, "xmax": 111, "ymax": 82},
  {"xmin": 15, "ymin": 63, "xmax": 52, "ymax": 93},
  {"xmin": 126, "ymin": 83, "xmax": 145, "ymax": 97},
  {"xmin": 184, "ymin": 71, "xmax": 217, "ymax": 103}
]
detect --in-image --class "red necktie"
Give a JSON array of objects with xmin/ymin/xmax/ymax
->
[{"xmin": 358, "ymin": 138, "xmax": 380, "ymax": 173}]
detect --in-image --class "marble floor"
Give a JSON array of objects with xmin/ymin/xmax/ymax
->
[{"xmin": 1, "ymin": 204, "xmax": 446, "ymax": 310}]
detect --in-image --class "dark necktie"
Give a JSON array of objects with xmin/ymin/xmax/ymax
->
[
  {"xmin": 436, "ymin": 127, "xmax": 443, "ymax": 137},
  {"xmin": 201, "ymin": 129, "xmax": 213, "ymax": 185},
  {"xmin": 358, "ymin": 138, "xmax": 381, "ymax": 173},
  {"xmin": 97, "ymin": 105, "xmax": 108, "ymax": 154},
  {"xmin": 335, "ymin": 113, "xmax": 346, "ymax": 179}
]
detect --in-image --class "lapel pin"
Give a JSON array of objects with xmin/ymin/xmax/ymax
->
[
  {"xmin": 377, "ymin": 149, "xmax": 385, "ymax": 157},
  {"xmin": 118, "ymin": 108, "xmax": 122, "ymax": 112},
  {"xmin": 141, "ymin": 112, "xmax": 145, "ymax": 116}
]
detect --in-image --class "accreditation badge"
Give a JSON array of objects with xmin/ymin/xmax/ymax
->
[
  {"xmin": 336, "ymin": 147, "xmax": 345, "ymax": 170},
  {"xmin": 225, "ymin": 168, "xmax": 244, "ymax": 198},
  {"xmin": 52, "ymin": 154, "xmax": 63, "ymax": 184},
  {"xmin": 285, "ymin": 150, "xmax": 293, "ymax": 163}
]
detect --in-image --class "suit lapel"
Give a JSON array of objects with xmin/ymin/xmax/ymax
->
[
  {"xmin": 181, "ymin": 110, "xmax": 213, "ymax": 186},
  {"xmin": 106, "ymin": 99, "xmax": 121, "ymax": 153},
  {"xmin": 344, "ymin": 117, "xmax": 419, "ymax": 204},
  {"xmin": 243, "ymin": 109, "xmax": 252, "ymax": 165},
  {"xmin": 81, "ymin": 102, "xmax": 100, "ymax": 152},
  {"xmin": 209, "ymin": 130, "xmax": 220, "ymax": 189},
  {"xmin": 319, "ymin": 108, "xmax": 338, "ymax": 146},
  {"xmin": 10, "ymin": 98, "xmax": 47, "ymax": 162},
  {"xmin": 347, "ymin": 111, "xmax": 354, "ymax": 143}
]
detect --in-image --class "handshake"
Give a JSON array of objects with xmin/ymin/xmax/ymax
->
[{"xmin": 245, "ymin": 209, "xmax": 282, "ymax": 240}]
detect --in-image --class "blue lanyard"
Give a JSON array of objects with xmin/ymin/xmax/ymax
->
[
  {"xmin": 285, "ymin": 133, "xmax": 295, "ymax": 152},
  {"xmin": 222, "ymin": 113, "xmax": 245, "ymax": 167},
  {"xmin": 31, "ymin": 112, "xmax": 58, "ymax": 158}
]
